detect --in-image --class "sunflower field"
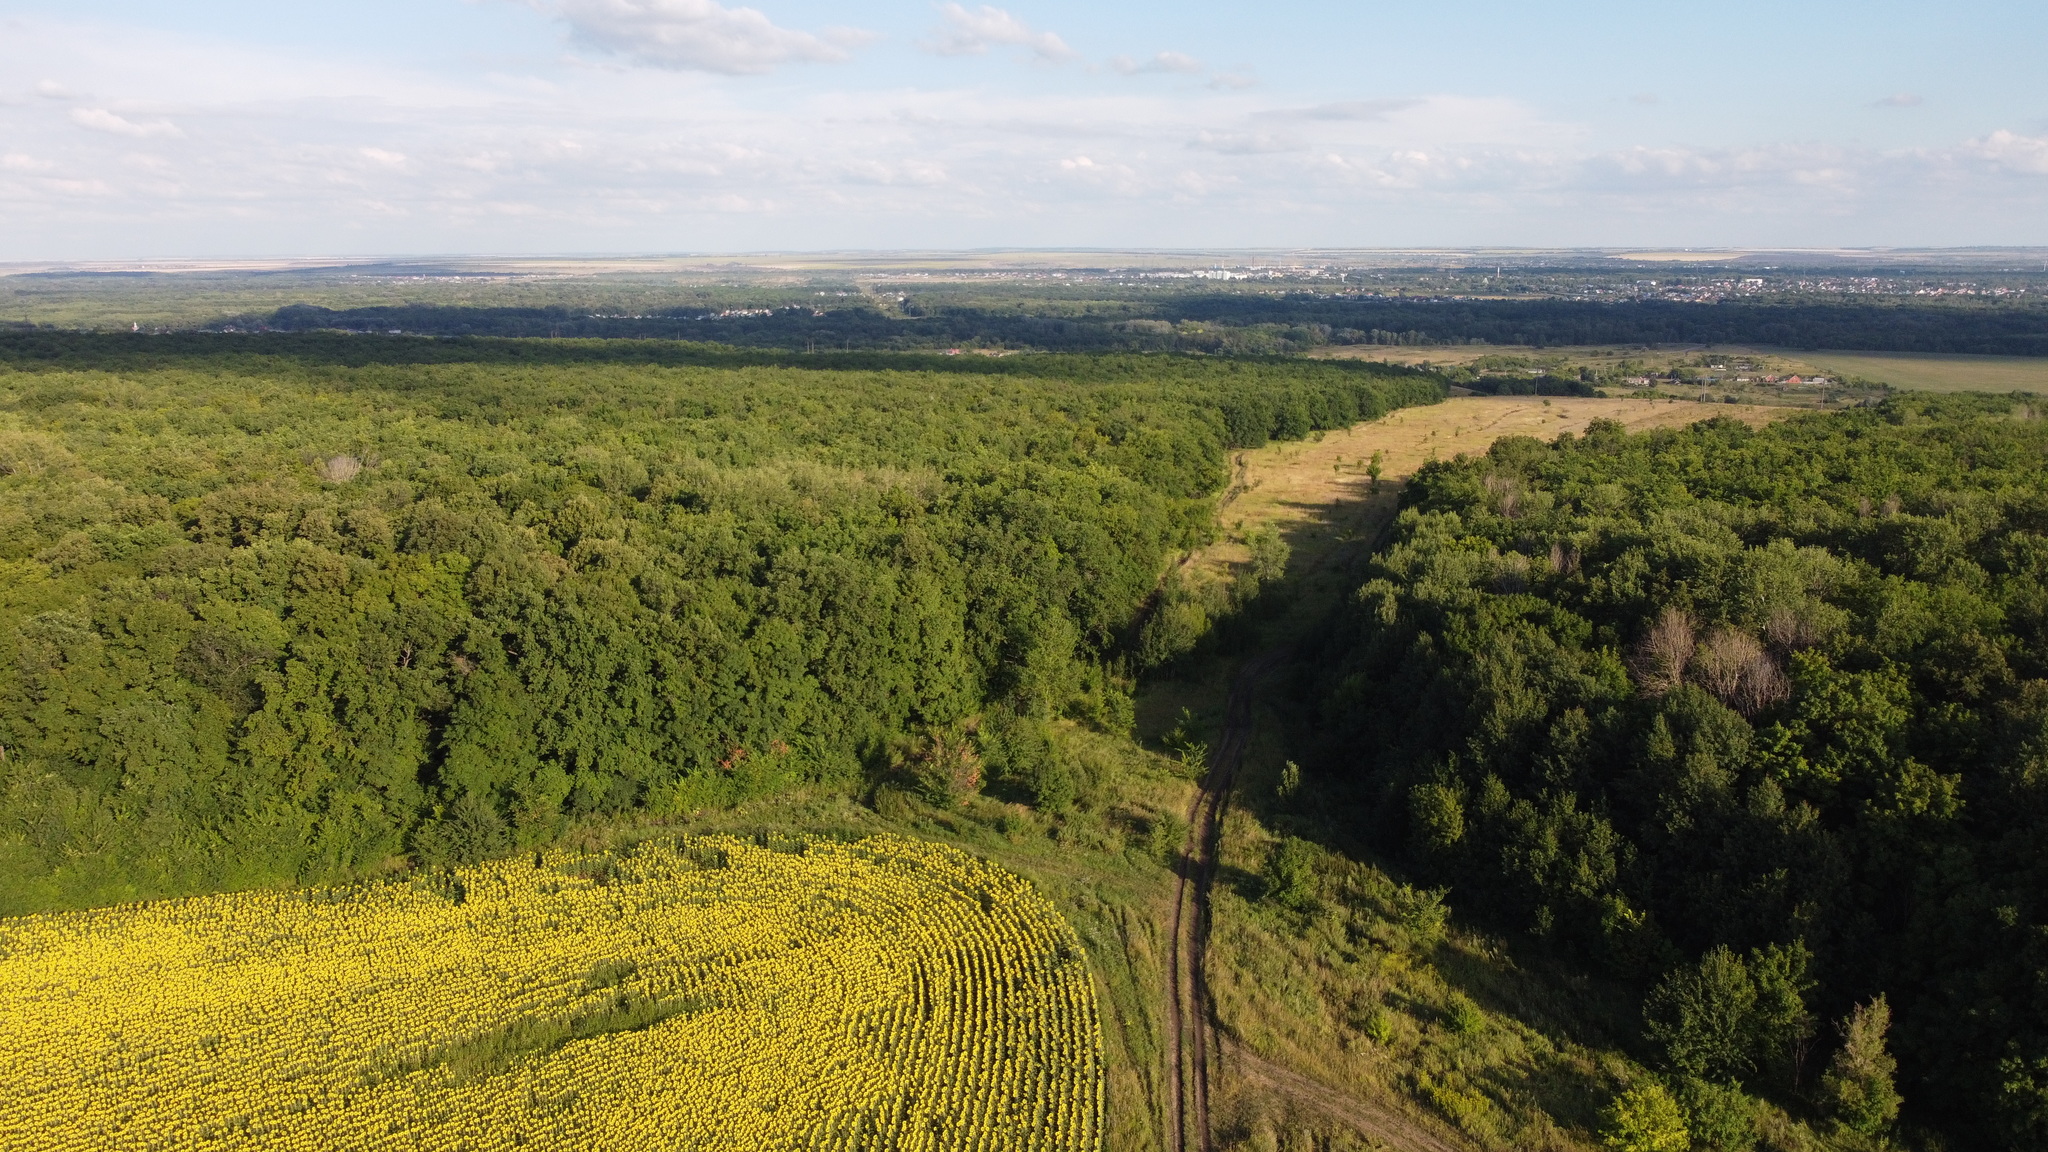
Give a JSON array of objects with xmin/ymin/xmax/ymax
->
[{"xmin": 0, "ymin": 834, "xmax": 1103, "ymax": 1151}]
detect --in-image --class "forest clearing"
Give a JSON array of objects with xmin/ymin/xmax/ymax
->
[
  {"xmin": 0, "ymin": 836, "xmax": 1103, "ymax": 1152},
  {"xmin": 1189, "ymin": 395, "xmax": 1786, "ymax": 582}
]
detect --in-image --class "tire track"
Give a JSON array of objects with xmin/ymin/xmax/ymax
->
[
  {"xmin": 1164, "ymin": 649, "xmax": 1283, "ymax": 1152},
  {"xmin": 1225, "ymin": 1042, "xmax": 1475, "ymax": 1152}
]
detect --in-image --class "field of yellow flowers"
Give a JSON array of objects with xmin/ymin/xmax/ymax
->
[{"xmin": 0, "ymin": 835, "xmax": 1104, "ymax": 1151}]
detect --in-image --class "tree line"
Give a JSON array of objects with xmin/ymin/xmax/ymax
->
[{"xmin": 210, "ymin": 294, "xmax": 2048, "ymax": 356}]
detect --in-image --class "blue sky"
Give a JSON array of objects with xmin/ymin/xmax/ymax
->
[{"xmin": 2, "ymin": 0, "xmax": 2044, "ymax": 257}]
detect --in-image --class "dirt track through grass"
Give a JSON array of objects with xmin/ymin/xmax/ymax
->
[
  {"xmin": 1169, "ymin": 395, "xmax": 1789, "ymax": 1151},
  {"xmin": 1166, "ymin": 648, "xmax": 1289, "ymax": 1152}
]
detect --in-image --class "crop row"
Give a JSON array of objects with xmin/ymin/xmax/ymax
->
[{"xmin": 0, "ymin": 836, "xmax": 1104, "ymax": 1151}]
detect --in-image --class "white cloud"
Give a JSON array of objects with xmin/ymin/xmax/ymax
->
[
  {"xmin": 1968, "ymin": 130, "xmax": 2048, "ymax": 175},
  {"xmin": 69, "ymin": 108, "xmax": 181, "ymax": 137},
  {"xmin": 1262, "ymin": 99, "xmax": 1418, "ymax": 122},
  {"xmin": 35, "ymin": 80, "xmax": 75, "ymax": 99},
  {"xmin": 921, "ymin": 4, "xmax": 1077, "ymax": 63},
  {"xmin": 3, "ymin": 16, "xmax": 2046, "ymax": 255},
  {"xmin": 1110, "ymin": 51, "xmax": 1201, "ymax": 76},
  {"xmin": 1190, "ymin": 130, "xmax": 1301, "ymax": 154},
  {"xmin": 1873, "ymin": 93, "xmax": 1922, "ymax": 108},
  {"xmin": 554, "ymin": 0, "xmax": 865, "ymax": 75}
]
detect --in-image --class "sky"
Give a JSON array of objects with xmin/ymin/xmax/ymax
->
[{"xmin": 1, "ymin": 0, "xmax": 2045, "ymax": 258}]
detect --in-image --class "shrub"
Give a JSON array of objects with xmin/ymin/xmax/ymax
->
[
  {"xmin": 978, "ymin": 711, "xmax": 1073, "ymax": 812},
  {"xmin": 1389, "ymin": 883, "xmax": 1450, "ymax": 950},
  {"xmin": 410, "ymin": 792, "xmax": 509, "ymax": 866},
  {"xmin": 1601, "ymin": 1081, "xmax": 1690, "ymax": 1152},
  {"xmin": 1645, "ymin": 947, "xmax": 1759, "ymax": 1082},
  {"xmin": 1245, "ymin": 525, "xmax": 1290, "ymax": 583},
  {"xmin": 1274, "ymin": 760, "xmax": 1302, "ymax": 800},
  {"xmin": 1363, "ymin": 1007, "xmax": 1397, "ymax": 1045},
  {"xmin": 1262, "ymin": 837, "xmax": 1321, "ymax": 910},
  {"xmin": 1820, "ymin": 996, "xmax": 1901, "ymax": 1136},
  {"xmin": 1407, "ymin": 782, "xmax": 1465, "ymax": 853},
  {"xmin": 1676, "ymin": 1077, "xmax": 1757, "ymax": 1152},
  {"xmin": 1144, "ymin": 811, "xmax": 1188, "ymax": 867},
  {"xmin": 907, "ymin": 726, "xmax": 983, "ymax": 808},
  {"xmin": 1444, "ymin": 990, "xmax": 1486, "ymax": 1036}
]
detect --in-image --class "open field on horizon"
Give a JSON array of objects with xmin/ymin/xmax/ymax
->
[
  {"xmin": 1317, "ymin": 342, "xmax": 2048, "ymax": 394},
  {"xmin": 1796, "ymin": 349, "xmax": 2048, "ymax": 392},
  {"xmin": 0, "ymin": 835, "xmax": 1102, "ymax": 1152}
]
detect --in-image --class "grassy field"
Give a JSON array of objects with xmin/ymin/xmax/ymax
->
[
  {"xmin": 1317, "ymin": 341, "xmax": 2048, "ymax": 395},
  {"xmin": 1793, "ymin": 349, "xmax": 2048, "ymax": 392}
]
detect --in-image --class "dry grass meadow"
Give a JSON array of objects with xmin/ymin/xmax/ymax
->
[{"xmin": 1192, "ymin": 396, "xmax": 1789, "ymax": 582}]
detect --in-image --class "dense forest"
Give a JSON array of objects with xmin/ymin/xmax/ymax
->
[
  {"xmin": 1310, "ymin": 396, "xmax": 2048, "ymax": 1145},
  {"xmin": 219, "ymin": 296, "xmax": 2048, "ymax": 356},
  {"xmin": 0, "ymin": 333, "xmax": 1440, "ymax": 913}
]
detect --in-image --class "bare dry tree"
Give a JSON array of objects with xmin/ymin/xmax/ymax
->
[
  {"xmin": 1693, "ymin": 626, "xmax": 1791, "ymax": 715},
  {"xmin": 1630, "ymin": 606, "xmax": 1697, "ymax": 696},
  {"xmin": 313, "ymin": 455, "xmax": 363, "ymax": 483},
  {"xmin": 1482, "ymin": 472, "xmax": 1521, "ymax": 519},
  {"xmin": 1493, "ymin": 553, "xmax": 1530, "ymax": 594},
  {"xmin": 1766, "ymin": 603, "xmax": 1826, "ymax": 651},
  {"xmin": 1547, "ymin": 540, "xmax": 1581, "ymax": 577},
  {"xmin": 1741, "ymin": 649, "xmax": 1792, "ymax": 714}
]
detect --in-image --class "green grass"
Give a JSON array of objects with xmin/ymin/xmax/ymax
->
[
  {"xmin": 394, "ymin": 984, "xmax": 716, "ymax": 1084},
  {"xmin": 1793, "ymin": 348, "xmax": 2048, "ymax": 393}
]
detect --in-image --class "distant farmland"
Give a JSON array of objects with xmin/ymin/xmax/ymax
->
[{"xmin": 1795, "ymin": 349, "xmax": 2048, "ymax": 392}]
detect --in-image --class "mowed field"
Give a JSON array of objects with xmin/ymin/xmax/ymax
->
[
  {"xmin": 0, "ymin": 836, "xmax": 1103, "ymax": 1152},
  {"xmin": 1197, "ymin": 396, "xmax": 1789, "ymax": 578},
  {"xmin": 1319, "ymin": 342, "xmax": 2048, "ymax": 393},
  {"xmin": 1795, "ymin": 349, "xmax": 2048, "ymax": 393}
]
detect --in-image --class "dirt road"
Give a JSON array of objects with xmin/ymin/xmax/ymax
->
[{"xmin": 1164, "ymin": 650, "xmax": 1281, "ymax": 1152}]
